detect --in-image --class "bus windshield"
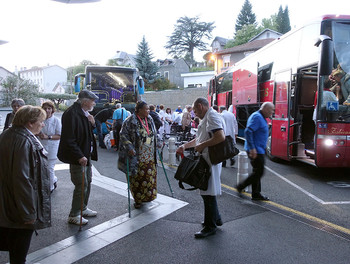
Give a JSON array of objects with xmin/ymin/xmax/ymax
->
[
  {"xmin": 87, "ymin": 69, "xmax": 136, "ymax": 104},
  {"xmin": 316, "ymin": 21, "xmax": 350, "ymax": 123}
]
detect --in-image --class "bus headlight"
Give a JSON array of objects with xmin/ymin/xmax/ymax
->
[{"xmin": 324, "ymin": 139, "xmax": 334, "ymax": 146}]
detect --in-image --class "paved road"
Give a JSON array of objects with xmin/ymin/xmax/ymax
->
[{"xmin": 1, "ymin": 144, "xmax": 350, "ymax": 264}]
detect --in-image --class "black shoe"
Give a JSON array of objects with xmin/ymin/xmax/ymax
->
[
  {"xmin": 194, "ymin": 227, "xmax": 217, "ymax": 238},
  {"xmin": 230, "ymin": 159, "xmax": 235, "ymax": 167},
  {"xmin": 235, "ymin": 185, "xmax": 244, "ymax": 196},
  {"xmin": 201, "ymin": 219, "xmax": 223, "ymax": 227},
  {"xmin": 252, "ymin": 195, "xmax": 269, "ymax": 201},
  {"xmin": 222, "ymin": 161, "xmax": 226, "ymax": 167}
]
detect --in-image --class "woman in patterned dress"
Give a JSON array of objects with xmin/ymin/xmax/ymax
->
[{"xmin": 118, "ymin": 101, "xmax": 158, "ymax": 209}]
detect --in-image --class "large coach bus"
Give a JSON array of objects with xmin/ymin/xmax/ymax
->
[
  {"xmin": 74, "ymin": 65, "xmax": 144, "ymax": 113},
  {"xmin": 209, "ymin": 15, "xmax": 350, "ymax": 167}
]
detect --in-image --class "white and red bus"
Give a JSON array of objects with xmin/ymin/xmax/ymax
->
[{"xmin": 209, "ymin": 15, "xmax": 350, "ymax": 167}]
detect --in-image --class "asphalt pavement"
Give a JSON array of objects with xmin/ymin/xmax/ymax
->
[{"xmin": 1, "ymin": 145, "xmax": 350, "ymax": 264}]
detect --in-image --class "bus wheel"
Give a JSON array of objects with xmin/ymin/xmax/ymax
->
[{"xmin": 266, "ymin": 136, "xmax": 278, "ymax": 161}]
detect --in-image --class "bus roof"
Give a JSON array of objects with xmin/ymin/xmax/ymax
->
[{"xmin": 85, "ymin": 65, "xmax": 138, "ymax": 73}]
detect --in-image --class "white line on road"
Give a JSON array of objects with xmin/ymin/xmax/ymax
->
[{"xmin": 264, "ymin": 166, "xmax": 350, "ymax": 205}]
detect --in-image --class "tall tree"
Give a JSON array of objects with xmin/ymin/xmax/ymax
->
[
  {"xmin": 235, "ymin": 0, "xmax": 257, "ymax": 32},
  {"xmin": 276, "ymin": 5, "xmax": 291, "ymax": 34},
  {"xmin": 0, "ymin": 75, "xmax": 39, "ymax": 106},
  {"xmin": 261, "ymin": 14, "xmax": 278, "ymax": 32},
  {"xmin": 165, "ymin": 16, "xmax": 215, "ymax": 65},
  {"xmin": 135, "ymin": 36, "xmax": 158, "ymax": 81}
]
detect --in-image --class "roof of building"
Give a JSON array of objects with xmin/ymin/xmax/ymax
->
[
  {"xmin": 0, "ymin": 66, "xmax": 15, "ymax": 75},
  {"xmin": 18, "ymin": 64, "xmax": 67, "ymax": 73},
  {"xmin": 215, "ymin": 38, "xmax": 276, "ymax": 55},
  {"xmin": 211, "ymin": 36, "xmax": 231, "ymax": 47},
  {"xmin": 249, "ymin": 28, "xmax": 282, "ymax": 42}
]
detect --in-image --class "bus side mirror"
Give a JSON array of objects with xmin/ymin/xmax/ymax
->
[
  {"xmin": 74, "ymin": 76, "xmax": 81, "ymax": 93},
  {"xmin": 316, "ymin": 35, "xmax": 334, "ymax": 76},
  {"xmin": 137, "ymin": 76, "xmax": 145, "ymax": 95}
]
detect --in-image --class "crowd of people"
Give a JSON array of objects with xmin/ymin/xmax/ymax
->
[{"xmin": 0, "ymin": 89, "xmax": 275, "ymax": 262}]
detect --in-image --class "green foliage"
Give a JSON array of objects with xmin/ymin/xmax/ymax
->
[
  {"xmin": 165, "ymin": 16, "xmax": 215, "ymax": 65},
  {"xmin": 190, "ymin": 66, "xmax": 214, "ymax": 72},
  {"xmin": 146, "ymin": 78, "xmax": 177, "ymax": 91},
  {"xmin": 235, "ymin": 0, "xmax": 257, "ymax": 32},
  {"xmin": 135, "ymin": 36, "xmax": 158, "ymax": 82},
  {"xmin": 67, "ymin": 60, "xmax": 97, "ymax": 81},
  {"xmin": 261, "ymin": 15, "xmax": 278, "ymax": 32},
  {"xmin": 39, "ymin": 93, "xmax": 77, "ymax": 110},
  {"xmin": 226, "ymin": 24, "xmax": 262, "ymax": 48},
  {"xmin": 0, "ymin": 75, "xmax": 39, "ymax": 106},
  {"xmin": 276, "ymin": 5, "xmax": 291, "ymax": 34}
]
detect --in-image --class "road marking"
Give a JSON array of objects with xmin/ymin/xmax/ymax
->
[
  {"xmin": 264, "ymin": 166, "xmax": 350, "ymax": 205},
  {"xmin": 26, "ymin": 165, "xmax": 188, "ymax": 264},
  {"xmin": 221, "ymin": 183, "xmax": 350, "ymax": 236}
]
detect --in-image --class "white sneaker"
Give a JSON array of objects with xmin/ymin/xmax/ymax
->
[
  {"xmin": 82, "ymin": 208, "xmax": 97, "ymax": 217},
  {"xmin": 68, "ymin": 215, "xmax": 88, "ymax": 225}
]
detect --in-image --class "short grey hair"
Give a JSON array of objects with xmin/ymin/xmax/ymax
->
[
  {"xmin": 260, "ymin": 102, "xmax": 274, "ymax": 110},
  {"xmin": 116, "ymin": 103, "xmax": 121, "ymax": 108},
  {"xmin": 193, "ymin": 97, "xmax": 209, "ymax": 108}
]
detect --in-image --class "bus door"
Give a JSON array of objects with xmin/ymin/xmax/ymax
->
[{"xmin": 270, "ymin": 69, "xmax": 292, "ymax": 160}]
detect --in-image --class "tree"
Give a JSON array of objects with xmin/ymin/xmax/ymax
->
[
  {"xmin": 67, "ymin": 60, "xmax": 96, "ymax": 83},
  {"xmin": 0, "ymin": 75, "xmax": 39, "ymax": 106},
  {"xmin": 135, "ymin": 36, "xmax": 158, "ymax": 82},
  {"xmin": 261, "ymin": 14, "xmax": 278, "ymax": 32},
  {"xmin": 39, "ymin": 93, "xmax": 77, "ymax": 110},
  {"xmin": 276, "ymin": 5, "xmax": 291, "ymax": 34},
  {"xmin": 235, "ymin": 0, "xmax": 257, "ymax": 32},
  {"xmin": 226, "ymin": 24, "xmax": 262, "ymax": 48},
  {"xmin": 165, "ymin": 16, "xmax": 215, "ymax": 65}
]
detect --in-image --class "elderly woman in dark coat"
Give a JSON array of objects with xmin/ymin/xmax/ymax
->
[
  {"xmin": 3, "ymin": 98, "xmax": 25, "ymax": 131},
  {"xmin": 0, "ymin": 105, "xmax": 51, "ymax": 264},
  {"xmin": 118, "ymin": 101, "xmax": 158, "ymax": 209}
]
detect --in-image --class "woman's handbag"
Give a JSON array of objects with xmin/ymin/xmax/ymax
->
[
  {"xmin": 174, "ymin": 154, "xmax": 211, "ymax": 191},
  {"xmin": 209, "ymin": 135, "xmax": 240, "ymax": 165}
]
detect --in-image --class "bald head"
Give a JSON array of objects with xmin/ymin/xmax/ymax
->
[{"xmin": 260, "ymin": 102, "xmax": 275, "ymax": 118}]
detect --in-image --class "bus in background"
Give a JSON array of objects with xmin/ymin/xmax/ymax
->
[
  {"xmin": 74, "ymin": 65, "xmax": 144, "ymax": 113},
  {"xmin": 209, "ymin": 15, "xmax": 350, "ymax": 168}
]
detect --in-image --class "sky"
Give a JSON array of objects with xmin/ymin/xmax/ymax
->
[{"xmin": 1, "ymin": 0, "xmax": 350, "ymax": 72}]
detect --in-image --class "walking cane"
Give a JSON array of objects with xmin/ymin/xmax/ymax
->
[
  {"xmin": 126, "ymin": 158, "xmax": 131, "ymax": 218},
  {"xmin": 79, "ymin": 165, "xmax": 85, "ymax": 231},
  {"xmin": 157, "ymin": 148, "xmax": 174, "ymax": 197}
]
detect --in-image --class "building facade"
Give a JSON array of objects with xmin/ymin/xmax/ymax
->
[
  {"xmin": 18, "ymin": 65, "xmax": 67, "ymax": 93},
  {"xmin": 156, "ymin": 59, "xmax": 190, "ymax": 88},
  {"xmin": 181, "ymin": 71, "xmax": 215, "ymax": 89}
]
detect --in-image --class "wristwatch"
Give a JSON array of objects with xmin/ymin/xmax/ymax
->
[{"xmin": 48, "ymin": 135, "xmax": 52, "ymax": 140}]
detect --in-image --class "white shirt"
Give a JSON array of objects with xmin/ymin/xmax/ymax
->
[
  {"xmin": 196, "ymin": 108, "xmax": 223, "ymax": 196},
  {"xmin": 39, "ymin": 115, "xmax": 61, "ymax": 160}
]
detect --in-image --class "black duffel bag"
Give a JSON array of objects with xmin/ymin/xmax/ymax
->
[
  {"xmin": 174, "ymin": 154, "xmax": 211, "ymax": 191},
  {"xmin": 209, "ymin": 135, "xmax": 240, "ymax": 165}
]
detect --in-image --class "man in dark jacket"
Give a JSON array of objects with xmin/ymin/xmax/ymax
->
[
  {"xmin": 58, "ymin": 90, "xmax": 99, "ymax": 225},
  {"xmin": 149, "ymin": 104, "xmax": 162, "ymax": 131}
]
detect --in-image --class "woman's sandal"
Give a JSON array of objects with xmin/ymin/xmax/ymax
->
[{"xmin": 134, "ymin": 203, "xmax": 142, "ymax": 209}]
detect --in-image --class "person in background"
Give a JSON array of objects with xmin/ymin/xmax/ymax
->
[
  {"xmin": 38, "ymin": 100, "xmax": 61, "ymax": 193},
  {"xmin": 175, "ymin": 105, "xmax": 182, "ymax": 113},
  {"xmin": 0, "ymin": 105, "xmax": 51, "ymax": 264},
  {"xmin": 176, "ymin": 97, "xmax": 225, "ymax": 238},
  {"xmin": 94, "ymin": 105, "xmax": 116, "ymax": 149},
  {"xmin": 331, "ymin": 68, "xmax": 350, "ymax": 105},
  {"xmin": 149, "ymin": 104, "xmax": 162, "ymax": 131},
  {"xmin": 236, "ymin": 102, "xmax": 275, "ymax": 201},
  {"xmin": 58, "ymin": 90, "xmax": 98, "ymax": 225},
  {"xmin": 112, "ymin": 103, "xmax": 128, "ymax": 150},
  {"xmin": 158, "ymin": 104, "xmax": 166, "ymax": 137},
  {"xmin": 118, "ymin": 101, "xmax": 158, "ymax": 209},
  {"xmin": 220, "ymin": 105, "xmax": 238, "ymax": 167},
  {"xmin": 181, "ymin": 105, "xmax": 192, "ymax": 130},
  {"xmin": 164, "ymin": 107, "xmax": 173, "ymax": 135},
  {"xmin": 3, "ymin": 98, "xmax": 25, "ymax": 131}
]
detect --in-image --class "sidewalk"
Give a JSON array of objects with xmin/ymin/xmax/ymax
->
[{"xmin": 1, "ymin": 154, "xmax": 350, "ymax": 264}]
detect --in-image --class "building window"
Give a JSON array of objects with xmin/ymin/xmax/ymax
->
[
  {"xmin": 223, "ymin": 55, "xmax": 230, "ymax": 68},
  {"xmin": 164, "ymin": 71, "xmax": 169, "ymax": 80}
]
